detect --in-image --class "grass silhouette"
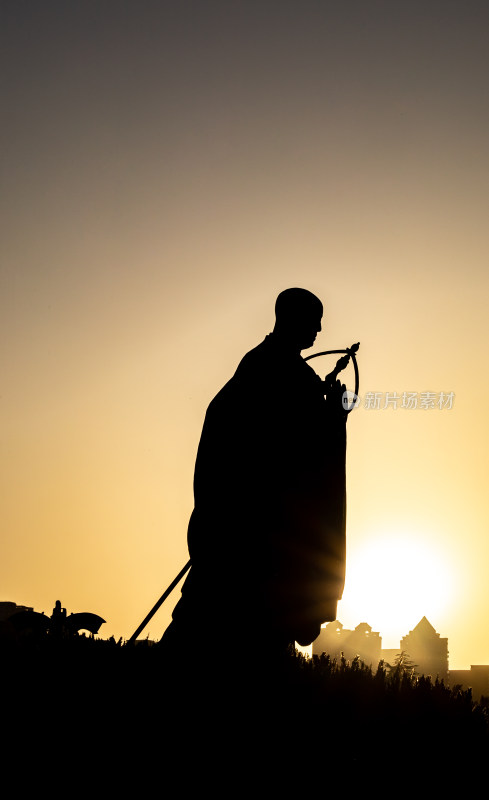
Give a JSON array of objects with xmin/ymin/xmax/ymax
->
[{"xmin": 2, "ymin": 634, "xmax": 487, "ymax": 790}]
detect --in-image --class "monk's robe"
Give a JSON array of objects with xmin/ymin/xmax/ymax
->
[{"xmin": 169, "ymin": 332, "xmax": 347, "ymax": 649}]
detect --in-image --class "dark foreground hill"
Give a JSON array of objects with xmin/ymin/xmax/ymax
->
[{"xmin": 2, "ymin": 635, "xmax": 487, "ymax": 793}]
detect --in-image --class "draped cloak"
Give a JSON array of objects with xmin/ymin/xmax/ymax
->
[{"xmin": 171, "ymin": 333, "xmax": 347, "ymax": 647}]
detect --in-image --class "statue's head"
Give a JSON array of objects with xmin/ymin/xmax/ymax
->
[{"xmin": 274, "ymin": 288, "xmax": 323, "ymax": 350}]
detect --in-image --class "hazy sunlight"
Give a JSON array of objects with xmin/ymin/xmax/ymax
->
[{"xmin": 339, "ymin": 532, "xmax": 453, "ymax": 646}]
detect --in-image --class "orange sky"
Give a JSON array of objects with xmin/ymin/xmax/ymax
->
[{"xmin": 2, "ymin": 2, "xmax": 489, "ymax": 669}]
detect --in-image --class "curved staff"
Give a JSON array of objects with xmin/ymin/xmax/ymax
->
[
  {"xmin": 305, "ymin": 342, "xmax": 360, "ymax": 412},
  {"xmin": 128, "ymin": 341, "xmax": 360, "ymax": 643}
]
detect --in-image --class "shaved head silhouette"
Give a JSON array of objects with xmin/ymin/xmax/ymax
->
[
  {"xmin": 275, "ymin": 288, "xmax": 323, "ymax": 321},
  {"xmin": 274, "ymin": 288, "xmax": 323, "ymax": 351}
]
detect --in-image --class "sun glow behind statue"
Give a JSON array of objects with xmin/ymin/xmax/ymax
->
[{"xmin": 338, "ymin": 532, "xmax": 454, "ymax": 648}]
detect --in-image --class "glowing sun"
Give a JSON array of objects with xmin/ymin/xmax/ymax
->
[{"xmin": 338, "ymin": 533, "xmax": 453, "ymax": 646}]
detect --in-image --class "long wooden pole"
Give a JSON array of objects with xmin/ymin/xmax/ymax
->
[{"xmin": 127, "ymin": 559, "xmax": 191, "ymax": 643}]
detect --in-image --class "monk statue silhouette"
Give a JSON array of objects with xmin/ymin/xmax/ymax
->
[{"xmin": 161, "ymin": 288, "xmax": 350, "ymax": 658}]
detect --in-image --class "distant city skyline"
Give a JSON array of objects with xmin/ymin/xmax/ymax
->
[{"xmin": 313, "ymin": 616, "xmax": 489, "ymax": 702}]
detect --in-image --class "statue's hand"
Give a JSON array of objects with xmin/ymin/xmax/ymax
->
[
  {"xmin": 325, "ymin": 379, "xmax": 348, "ymax": 418},
  {"xmin": 324, "ymin": 354, "xmax": 350, "ymax": 390}
]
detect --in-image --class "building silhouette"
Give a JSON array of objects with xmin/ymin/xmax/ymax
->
[
  {"xmin": 0, "ymin": 601, "xmax": 33, "ymax": 620},
  {"xmin": 400, "ymin": 616, "xmax": 449, "ymax": 682},
  {"xmin": 449, "ymin": 665, "xmax": 489, "ymax": 702},
  {"xmin": 313, "ymin": 620, "xmax": 382, "ymax": 667},
  {"xmin": 313, "ymin": 616, "xmax": 450, "ymax": 682}
]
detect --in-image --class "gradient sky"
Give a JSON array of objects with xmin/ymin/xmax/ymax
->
[{"xmin": 2, "ymin": 1, "xmax": 489, "ymax": 669}]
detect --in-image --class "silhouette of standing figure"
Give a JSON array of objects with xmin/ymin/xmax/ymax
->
[{"xmin": 161, "ymin": 288, "xmax": 348, "ymax": 658}]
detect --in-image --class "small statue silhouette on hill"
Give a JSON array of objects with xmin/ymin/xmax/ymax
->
[{"xmin": 0, "ymin": 599, "xmax": 105, "ymax": 640}]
